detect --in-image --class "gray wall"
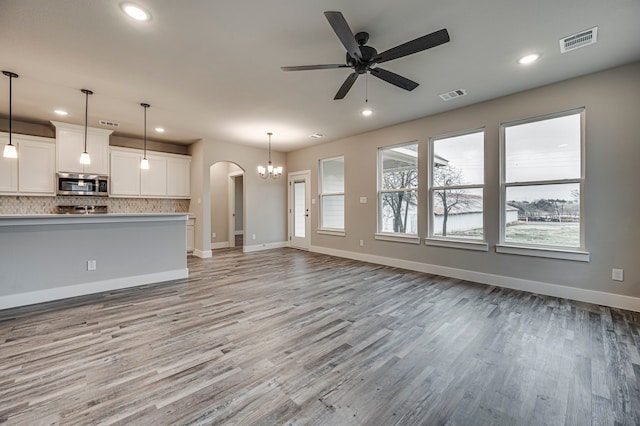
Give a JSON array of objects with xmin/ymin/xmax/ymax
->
[
  {"xmin": 286, "ymin": 62, "xmax": 640, "ymax": 298},
  {"xmin": 209, "ymin": 162, "xmax": 242, "ymax": 245},
  {"xmin": 0, "ymin": 219, "xmax": 186, "ymax": 294},
  {"xmin": 190, "ymin": 139, "xmax": 286, "ymax": 253}
]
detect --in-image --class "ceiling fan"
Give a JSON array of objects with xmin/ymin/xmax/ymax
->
[{"xmin": 281, "ymin": 11, "xmax": 450, "ymax": 100}]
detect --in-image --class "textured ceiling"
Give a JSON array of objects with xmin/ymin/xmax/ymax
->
[{"xmin": 0, "ymin": 0, "xmax": 639, "ymax": 151}]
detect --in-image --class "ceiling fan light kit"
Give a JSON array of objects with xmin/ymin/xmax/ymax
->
[{"xmin": 281, "ymin": 11, "xmax": 450, "ymax": 101}]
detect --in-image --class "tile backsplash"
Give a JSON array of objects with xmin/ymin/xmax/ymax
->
[{"xmin": 0, "ymin": 195, "xmax": 190, "ymax": 215}]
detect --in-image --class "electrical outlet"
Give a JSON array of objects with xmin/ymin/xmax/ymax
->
[
  {"xmin": 360, "ymin": 197, "xmax": 367, "ymax": 204},
  {"xmin": 252, "ymin": 234, "xmax": 256, "ymax": 240},
  {"xmin": 612, "ymin": 268, "xmax": 624, "ymax": 281},
  {"xmin": 87, "ymin": 260, "xmax": 97, "ymax": 271},
  {"xmin": 212, "ymin": 232, "xmax": 216, "ymax": 238},
  {"xmin": 359, "ymin": 239, "xmax": 364, "ymax": 247}
]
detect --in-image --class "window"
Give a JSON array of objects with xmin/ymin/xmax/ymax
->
[
  {"xmin": 319, "ymin": 156, "xmax": 344, "ymax": 234},
  {"xmin": 428, "ymin": 130, "xmax": 486, "ymax": 250},
  {"xmin": 377, "ymin": 143, "xmax": 419, "ymax": 241},
  {"xmin": 498, "ymin": 108, "xmax": 587, "ymax": 261}
]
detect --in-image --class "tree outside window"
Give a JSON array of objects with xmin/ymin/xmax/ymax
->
[
  {"xmin": 379, "ymin": 143, "xmax": 418, "ymax": 234},
  {"xmin": 429, "ymin": 130, "xmax": 485, "ymax": 240}
]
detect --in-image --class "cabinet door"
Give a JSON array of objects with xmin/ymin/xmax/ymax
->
[
  {"xmin": 56, "ymin": 129, "xmax": 84, "ymax": 173},
  {"xmin": 18, "ymin": 139, "xmax": 55, "ymax": 194},
  {"xmin": 140, "ymin": 155, "xmax": 167, "ymax": 196},
  {"xmin": 167, "ymin": 157, "xmax": 191, "ymax": 197},
  {"xmin": 0, "ymin": 135, "xmax": 18, "ymax": 193},
  {"xmin": 84, "ymin": 132, "xmax": 109, "ymax": 175},
  {"xmin": 110, "ymin": 150, "xmax": 140, "ymax": 196}
]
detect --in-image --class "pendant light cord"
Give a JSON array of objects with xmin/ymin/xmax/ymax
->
[
  {"xmin": 268, "ymin": 132, "xmax": 272, "ymax": 164},
  {"xmin": 2, "ymin": 71, "xmax": 18, "ymax": 146},
  {"xmin": 141, "ymin": 103, "xmax": 150, "ymax": 158},
  {"xmin": 81, "ymin": 89, "xmax": 93, "ymax": 153}
]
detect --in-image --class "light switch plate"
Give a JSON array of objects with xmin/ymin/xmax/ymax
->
[
  {"xmin": 359, "ymin": 197, "xmax": 367, "ymax": 204},
  {"xmin": 612, "ymin": 268, "xmax": 624, "ymax": 281}
]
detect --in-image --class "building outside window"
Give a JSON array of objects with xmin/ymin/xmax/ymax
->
[
  {"xmin": 319, "ymin": 156, "xmax": 344, "ymax": 232},
  {"xmin": 429, "ymin": 130, "xmax": 485, "ymax": 242},
  {"xmin": 500, "ymin": 108, "xmax": 585, "ymax": 254},
  {"xmin": 378, "ymin": 143, "xmax": 418, "ymax": 236}
]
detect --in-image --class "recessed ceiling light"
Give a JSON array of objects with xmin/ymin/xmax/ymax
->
[
  {"xmin": 361, "ymin": 108, "xmax": 373, "ymax": 117},
  {"xmin": 518, "ymin": 53, "xmax": 540, "ymax": 65},
  {"xmin": 154, "ymin": 127, "xmax": 165, "ymax": 133},
  {"xmin": 121, "ymin": 3, "xmax": 150, "ymax": 21},
  {"xmin": 310, "ymin": 133, "xmax": 323, "ymax": 139},
  {"xmin": 54, "ymin": 109, "xmax": 68, "ymax": 116}
]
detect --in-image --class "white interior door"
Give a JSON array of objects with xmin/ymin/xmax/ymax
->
[{"xmin": 289, "ymin": 171, "xmax": 310, "ymax": 250}]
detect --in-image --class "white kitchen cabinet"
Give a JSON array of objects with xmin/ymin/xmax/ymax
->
[
  {"xmin": 18, "ymin": 138, "xmax": 56, "ymax": 194},
  {"xmin": 110, "ymin": 146, "xmax": 190, "ymax": 199},
  {"xmin": 0, "ymin": 133, "xmax": 55, "ymax": 195},
  {"xmin": 110, "ymin": 149, "xmax": 141, "ymax": 196},
  {"xmin": 140, "ymin": 154, "xmax": 167, "ymax": 196},
  {"xmin": 167, "ymin": 156, "xmax": 191, "ymax": 198},
  {"xmin": 52, "ymin": 121, "xmax": 112, "ymax": 175}
]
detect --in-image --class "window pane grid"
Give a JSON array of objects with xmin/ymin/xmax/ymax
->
[
  {"xmin": 379, "ymin": 143, "xmax": 418, "ymax": 235},
  {"xmin": 429, "ymin": 130, "xmax": 485, "ymax": 241},
  {"xmin": 501, "ymin": 109, "xmax": 584, "ymax": 250}
]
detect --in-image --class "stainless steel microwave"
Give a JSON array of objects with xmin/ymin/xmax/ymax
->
[{"xmin": 57, "ymin": 172, "xmax": 108, "ymax": 196}]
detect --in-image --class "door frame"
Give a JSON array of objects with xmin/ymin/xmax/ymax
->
[
  {"xmin": 288, "ymin": 170, "xmax": 311, "ymax": 250},
  {"xmin": 228, "ymin": 170, "xmax": 244, "ymax": 248}
]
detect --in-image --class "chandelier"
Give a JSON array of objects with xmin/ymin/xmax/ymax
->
[{"xmin": 257, "ymin": 132, "xmax": 283, "ymax": 179}]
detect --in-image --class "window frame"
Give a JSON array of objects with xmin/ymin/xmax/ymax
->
[
  {"xmin": 426, "ymin": 128, "xmax": 488, "ymax": 251},
  {"xmin": 497, "ymin": 107, "xmax": 589, "ymax": 261},
  {"xmin": 318, "ymin": 155, "xmax": 345, "ymax": 236},
  {"xmin": 375, "ymin": 141, "xmax": 420, "ymax": 244}
]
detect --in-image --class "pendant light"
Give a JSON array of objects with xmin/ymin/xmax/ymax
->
[
  {"xmin": 79, "ymin": 89, "xmax": 93, "ymax": 165},
  {"xmin": 140, "ymin": 103, "xmax": 150, "ymax": 170},
  {"xmin": 2, "ymin": 71, "xmax": 19, "ymax": 159},
  {"xmin": 257, "ymin": 132, "xmax": 282, "ymax": 179}
]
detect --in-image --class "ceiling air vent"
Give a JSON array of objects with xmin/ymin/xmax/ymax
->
[
  {"xmin": 439, "ymin": 89, "xmax": 467, "ymax": 101},
  {"xmin": 560, "ymin": 27, "xmax": 598, "ymax": 53},
  {"xmin": 99, "ymin": 119, "xmax": 120, "ymax": 127}
]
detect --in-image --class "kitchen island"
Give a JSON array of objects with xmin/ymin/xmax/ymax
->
[{"xmin": 0, "ymin": 213, "xmax": 188, "ymax": 309}]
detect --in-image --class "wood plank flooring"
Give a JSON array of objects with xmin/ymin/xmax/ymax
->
[{"xmin": 1, "ymin": 247, "xmax": 640, "ymax": 425}]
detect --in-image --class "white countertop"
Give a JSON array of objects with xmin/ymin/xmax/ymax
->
[{"xmin": 0, "ymin": 213, "xmax": 189, "ymax": 226}]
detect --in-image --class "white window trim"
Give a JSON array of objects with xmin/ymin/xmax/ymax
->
[
  {"xmin": 499, "ymin": 107, "xmax": 588, "ymax": 257},
  {"xmin": 425, "ymin": 237, "xmax": 488, "ymax": 252},
  {"xmin": 319, "ymin": 156, "xmax": 345, "ymax": 232},
  {"xmin": 375, "ymin": 232, "xmax": 421, "ymax": 244},
  {"xmin": 317, "ymin": 228, "xmax": 346, "ymax": 237},
  {"xmin": 495, "ymin": 244, "xmax": 590, "ymax": 262},
  {"xmin": 377, "ymin": 141, "xmax": 419, "ymax": 236},
  {"xmin": 427, "ymin": 128, "xmax": 486, "ymax": 247}
]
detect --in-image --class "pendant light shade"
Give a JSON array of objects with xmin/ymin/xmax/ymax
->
[
  {"xmin": 2, "ymin": 71, "xmax": 19, "ymax": 159},
  {"xmin": 140, "ymin": 103, "xmax": 150, "ymax": 170},
  {"xmin": 80, "ymin": 89, "xmax": 93, "ymax": 165},
  {"xmin": 257, "ymin": 132, "xmax": 283, "ymax": 179}
]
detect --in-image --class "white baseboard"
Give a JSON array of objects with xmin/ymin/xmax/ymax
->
[
  {"xmin": 309, "ymin": 245, "xmax": 640, "ymax": 312},
  {"xmin": 243, "ymin": 241, "xmax": 288, "ymax": 253},
  {"xmin": 211, "ymin": 242, "xmax": 230, "ymax": 249},
  {"xmin": 0, "ymin": 269, "xmax": 189, "ymax": 310},
  {"xmin": 193, "ymin": 249, "xmax": 212, "ymax": 258}
]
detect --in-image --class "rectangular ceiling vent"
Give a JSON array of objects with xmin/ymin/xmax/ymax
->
[
  {"xmin": 99, "ymin": 119, "xmax": 120, "ymax": 127},
  {"xmin": 560, "ymin": 27, "xmax": 598, "ymax": 53},
  {"xmin": 439, "ymin": 89, "xmax": 467, "ymax": 101}
]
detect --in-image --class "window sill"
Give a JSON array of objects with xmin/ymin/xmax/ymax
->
[
  {"xmin": 317, "ymin": 228, "xmax": 346, "ymax": 237},
  {"xmin": 374, "ymin": 233, "xmax": 421, "ymax": 245},
  {"xmin": 425, "ymin": 238, "xmax": 488, "ymax": 252},
  {"xmin": 495, "ymin": 244, "xmax": 590, "ymax": 262}
]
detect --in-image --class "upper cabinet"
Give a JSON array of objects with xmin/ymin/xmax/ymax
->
[
  {"xmin": 0, "ymin": 132, "xmax": 56, "ymax": 196},
  {"xmin": 110, "ymin": 146, "xmax": 190, "ymax": 198},
  {"xmin": 52, "ymin": 121, "xmax": 113, "ymax": 175}
]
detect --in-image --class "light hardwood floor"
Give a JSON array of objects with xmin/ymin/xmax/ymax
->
[{"xmin": 1, "ymin": 248, "xmax": 639, "ymax": 425}]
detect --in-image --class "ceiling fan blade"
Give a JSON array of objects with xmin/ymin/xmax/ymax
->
[
  {"xmin": 371, "ymin": 28, "xmax": 450, "ymax": 64},
  {"xmin": 324, "ymin": 11, "xmax": 362, "ymax": 60},
  {"xmin": 369, "ymin": 67, "xmax": 419, "ymax": 91},
  {"xmin": 334, "ymin": 73, "xmax": 359, "ymax": 100},
  {"xmin": 281, "ymin": 64, "xmax": 349, "ymax": 71}
]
